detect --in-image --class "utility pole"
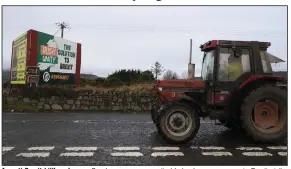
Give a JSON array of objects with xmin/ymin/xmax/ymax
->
[{"xmin": 55, "ymin": 22, "xmax": 70, "ymax": 38}]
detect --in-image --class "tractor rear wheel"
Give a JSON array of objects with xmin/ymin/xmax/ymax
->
[
  {"xmin": 241, "ymin": 85, "xmax": 287, "ymax": 143},
  {"xmin": 157, "ymin": 102, "xmax": 200, "ymax": 144}
]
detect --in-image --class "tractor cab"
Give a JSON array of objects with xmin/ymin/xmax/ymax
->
[{"xmin": 199, "ymin": 40, "xmax": 285, "ymax": 107}]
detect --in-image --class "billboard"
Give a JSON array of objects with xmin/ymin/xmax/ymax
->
[
  {"xmin": 37, "ymin": 32, "xmax": 77, "ymax": 84},
  {"xmin": 10, "ymin": 32, "xmax": 27, "ymax": 84}
]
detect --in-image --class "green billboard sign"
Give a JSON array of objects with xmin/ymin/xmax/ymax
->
[{"xmin": 37, "ymin": 32, "xmax": 77, "ymax": 85}]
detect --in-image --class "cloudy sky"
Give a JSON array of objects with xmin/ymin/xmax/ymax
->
[{"xmin": 2, "ymin": 6, "xmax": 287, "ymax": 77}]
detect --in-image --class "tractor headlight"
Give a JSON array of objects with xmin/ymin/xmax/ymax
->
[{"xmin": 158, "ymin": 87, "xmax": 163, "ymax": 91}]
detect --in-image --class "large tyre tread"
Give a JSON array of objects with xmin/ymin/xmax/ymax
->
[{"xmin": 240, "ymin": 84, "xmax": 287, "ymax": 143}]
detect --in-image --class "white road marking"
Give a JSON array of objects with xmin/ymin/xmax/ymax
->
[
  {"xmin": 65, "ymin": 147, "xmax": 97, "ymax": 151},
  {"xmin": 74, "ymin": 120, "xmax": 154, "ymax": 124},
  {"xmin": 3, "ymin": 119, "xmax": 213, "ymax": 124},
  {"xmin": 113, "ymin": 147, "xmax": 140, "ymax": 151},
  {"xmin": 2, "ymin": 147, "xmax": 14, "ymax": 152},
  {"xmin": 236, "ymin": 147, "xmax": 263, "ymax": 151},
  {"xmin": 278, "ymin": 152, "xmax": 287, "ymax": 156},
  {"xmin": 111, "ymin": 152, "xmax": 143, "ymax": 157},
  {"xmin": 152, "ymin": 147, "xmax": 180, "ymax": 151},
  {"xmin": 151, "ymin": 152, "xmax": 184, "ymax": 157},
  {"xmin": 267, "ymin": 146, "xmax": 287, "ymax": 150},
  {"xmin": 242, "ymin": 152, "xmax": 273, "ymax": 156},
  {"xmin": 16, "ymin": 152, "xmax": 50, "ymax": 157},
  {"xmin": 60, "ymin": 152, "xmax": 94, "ymax": 157},
  {"xmin": 28, "ymin": 146, "xmax": 55, "ymax": 151},
  {"xmin": 200, "ymin": 146, "xmax": 225, "ymax": 150},
  {"xmin": 202, "ymin": 152, "xmax": 233, "ymax": 156}
]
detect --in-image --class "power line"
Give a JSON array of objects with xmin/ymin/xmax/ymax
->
[
  {"xmin": 70, "ymin": 24, "xmax": 286, "ymax": 36},
  {"xmin": 3, "ymin": 23, "xmax": 286, "ymax": 35},
  {"xmin": 3, "ymin": 23, "xmax": 287, "ymax": 37},
  {"xmin": 54, "ymin": 28, "xmax": 61, "ymax": 36},
  {"xmin": 2, "ymin": 24, "xmax": 56, "ymax": 32},
  {"xmin": 71, "ymin": 23, "xmax": 284, "ymax": 32}
]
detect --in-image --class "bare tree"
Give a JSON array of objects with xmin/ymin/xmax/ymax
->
[
  {"xmin": 150, "ymin": 61, "xmax": 165, "ymax": 80},
  {"xmin": 163, "ymin": 70, "xmax": 179, "ymax": 80},
  {"xmin": 180, "ymin": 71, "xmax": 189, "ymax": 79}
]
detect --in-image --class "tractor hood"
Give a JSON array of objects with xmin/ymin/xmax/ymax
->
[{"xmin": 156, "ymin": 79, "xmax": 206, "ymax": 90}]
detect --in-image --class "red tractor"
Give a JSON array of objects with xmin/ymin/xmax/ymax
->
[{"xmin": 151, "ymin": 40, "xmax": 287, "ymax": 144}]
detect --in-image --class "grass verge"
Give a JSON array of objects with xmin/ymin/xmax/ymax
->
[{"xmin": 3, "ymin": 103, "xmax": 38, "ymax": 112}]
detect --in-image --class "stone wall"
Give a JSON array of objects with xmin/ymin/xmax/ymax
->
[{"xmin": 2, "ymin": 89, "xmax": 156, "ymax": 112}]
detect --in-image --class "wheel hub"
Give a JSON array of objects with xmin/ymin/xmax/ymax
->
[
  {"xmin": 169, "ymin": 113, "xmax": 186, "ymax": 130},
  {"xmin": 173, "ymin": 117, "xmax": 183, "ymax": 127},
  {"xmin": 254, "ymin": 101, "xmax": 279, "ymax": 128},
  {"xmin": 261, "ymin": 110, "xmax": 268, "ymax": 116}
]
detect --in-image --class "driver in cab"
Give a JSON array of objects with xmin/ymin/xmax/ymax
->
[{"xmin": 228, "ymin": 50, "xmax": 243, "ymax": 81}]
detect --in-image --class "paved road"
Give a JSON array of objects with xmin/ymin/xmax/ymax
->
[{"xmin": 2, "ymin": 112, "xmax": 287, "ymax": 166}]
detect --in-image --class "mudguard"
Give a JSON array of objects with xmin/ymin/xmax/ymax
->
[
  {"xmin": 151, "ymin": 95, "xmax": 204, "ymax": 124},
  {"xmin": 150, "ymin": 101, "xmax": 175, "ymax": 124},
  {"xmin": 178, "ymin": 95, "xmax": 203, "ymax": 112}
]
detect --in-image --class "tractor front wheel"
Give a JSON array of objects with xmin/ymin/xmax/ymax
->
[
  {"xmin": 241, "ymin": 85, "xmax": 287, "ymax": 143},
  {"xmin": 157, "ymin": 102, "xmax": 200, "ymax": 144}
]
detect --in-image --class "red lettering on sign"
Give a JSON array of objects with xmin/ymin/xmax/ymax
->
[{"xmin": 51, "ymin": 74, "xmax": 69, "ymax": 80}]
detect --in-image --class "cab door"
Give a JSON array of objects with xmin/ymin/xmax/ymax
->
[
  {"xmin": 212, "ymin": 46, "xmax": 253, "ymax": 106},
  {"xmin": 200, "ymin": 50, "xmax": 216, "ymax": 105}
]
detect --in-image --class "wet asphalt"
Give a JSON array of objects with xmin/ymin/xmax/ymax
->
[{"xmin": 2, "ymin": 112, "xmax": 288, "ymax": 166}]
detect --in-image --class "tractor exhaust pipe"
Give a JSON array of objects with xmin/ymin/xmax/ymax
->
[
  {"xmin": 188, "ymin": 63, "xmax": 195, "ymax": 79},
  {"xmin": 188, "ymin": 39, "xmax": 195, "ymax": 79},
  {"xmin": 189, "ymin": 39, "xmax": 192, "ymax": 64}
]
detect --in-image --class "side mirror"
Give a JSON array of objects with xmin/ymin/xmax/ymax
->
[{"xmin": 232, "ymin": 46, "xmax": 242, "ymax": 58}]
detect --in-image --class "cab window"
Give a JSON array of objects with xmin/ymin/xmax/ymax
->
[
  {"xmin": 217, "ymin": 47, "xmax": 251, "ymax": 81},
  {"xmin": 260, "ymin": 50, "xmax": 273, "ymax": 73}
]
